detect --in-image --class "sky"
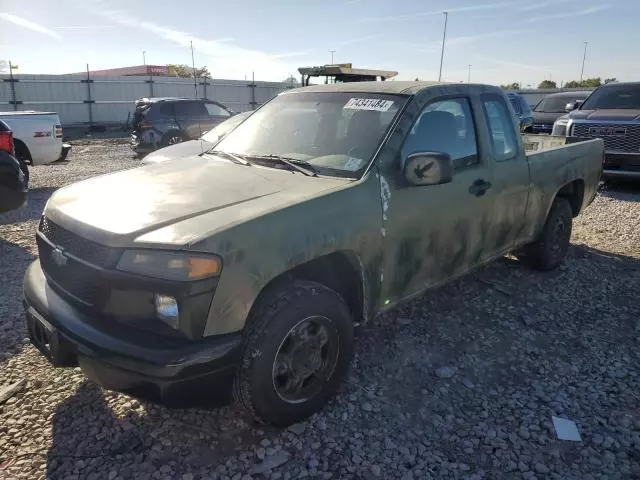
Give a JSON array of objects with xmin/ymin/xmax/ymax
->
[{"xmin": 1, "ymin": 0, "xmax": 639, "ymax": 87}]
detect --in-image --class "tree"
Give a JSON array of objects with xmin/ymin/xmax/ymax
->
[
  {"xmin": 281, "ymin": 75, "xmax": 300, "ymax": 88},
  {"xmin": 604, "ymin": 77, "xmax": 617, "ymax": 84},
  {"xmin": 563, "ymin": 77, "xmax": 602, "ymax": 88},
  {"xmin": 500, "ymin": 82, "xmax": 520, "ymax": 90},
  {"xmin": 167, "ymin": 64, "xmax": 211, "ymax": 78},
  {"xmin": 538, "ymin": 80, "xmax": 557, "ymax": 89}
]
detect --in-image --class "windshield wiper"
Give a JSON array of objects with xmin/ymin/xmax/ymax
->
[
  {"xmin": 245, "ymin": 154, "xmax": 318, "ymax": 177},
  {"xmin": 202, "ymin": 149, "xmax": 251, "ymax": 166}
]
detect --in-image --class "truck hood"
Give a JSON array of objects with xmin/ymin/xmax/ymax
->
[
  {"xmin": 46, "ymin": 155, "xmax": 350, "ymax": 246},
  {"xmin": 140, "ymin": 139, "xmax": 210, "ymax": 165},
  {"xmin": 567, "ymin": 109, "xmax": 640, "ymax": 121}
]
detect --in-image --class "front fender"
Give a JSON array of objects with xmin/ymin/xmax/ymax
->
[{"xmin": 199, "ymin": 173, "xmax": 384, "ymax": 336}]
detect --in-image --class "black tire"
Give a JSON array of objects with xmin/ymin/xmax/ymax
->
[
  {"xmin": 521, "ymin": 197, "xmax": 573, "ymax": 271},
  {"xmin": 233, "ymin": 280, "xmax": 354, "ymax": 426},
  {"xmin": 162, "ymin": 131, "xmax": 186, "ymax": 147},
  {"xmin": 18, "ymin": 158, "xmax": 29, "ymax": 186},
  {"xmin": 13, "ymin": 140, "xmax": 32, "ymax": 165}
]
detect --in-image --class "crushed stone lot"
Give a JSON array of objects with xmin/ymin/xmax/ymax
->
[{"xmin": 1, "ymin": 141, "xmax": 639, "ymax": 479}]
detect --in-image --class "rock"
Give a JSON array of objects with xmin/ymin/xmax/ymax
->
[
  {"xmin": 287, "ymin": 423, "xmax": 305, "ymax": 435},
  {"xmin": 0, "ymin": 379, "xmax": 26, "ymax": 404},
  {"xmin": 435, "ymin": 366, "xmax": 457, "ymax": 379},
  {"xmin": 249, "ymin": 451, "xmax": 290, "ymax": 475},
  {"xmin": 257, "ymin": 448, "xmax": 266, "ymax": 460},
  {"xmin": 371, "ymin": 465, "xmax": 381, "ymax": 477},
  {"xmin": 108, "ymin": 472, "xmax": 117, "ymax": 480},
  {"xmin": 462, "ymin": 378, "xmax": 475, "ymax": 389},
  {"xmin": 518, "ymin": 462, "xmax": 529, "ymax": 472},
  {"xmin": 534, "ymin": 463, "xmax": 549, "ymax": 474},
  {"xmin": 397, "ymin": 318, "xmax": 412, "ymax": 326},
  {"xmin": 363, "ymin": 403, "xmax": 373, "ymax": 412}
]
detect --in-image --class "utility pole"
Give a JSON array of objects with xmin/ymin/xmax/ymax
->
[
  {"xmin": 580, "ymin": 41, "xmax": 588, "ymax": 83},
  {"xmin": 142, "ymin": 50, "xmax": 146, "ymax": 66},
  {"xmin": 438, "ymin": 11, "xmax": 448, "ymax": 82},
  {"xmin": 329, "ymin": 50, "xmax": 336, "ymax": 64},
  {"xmin": 467, "ymin": 64, "xmax": 472, "ymax": 84},
  {"xmin": 190, "ymin": 40, "xmax": 198, "ymax": 98}
]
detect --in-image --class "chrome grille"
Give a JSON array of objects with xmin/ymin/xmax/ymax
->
[{"xmin": 572, "ymin": 122, "xmax": 640, "ymax": 153}]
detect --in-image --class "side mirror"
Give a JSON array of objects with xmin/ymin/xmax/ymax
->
[
  {"xmin": 404, "ymin": 152, "xmax": 453, "ymax": 186},
  {"xmin": 565, "ymin": 100, "xmax": 583, "ymax": 112}
]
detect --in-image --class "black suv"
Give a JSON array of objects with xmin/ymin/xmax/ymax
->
[{"xmin": 131, "ymin": 97, "xmax": 234, "ymax": 154}]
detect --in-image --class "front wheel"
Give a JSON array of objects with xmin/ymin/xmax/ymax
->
[
  {"xmin": 520, "ymin": 197, "xmax": 573, "ymax": 271},
  {"xmin": 233, "ymin": 280, "xmax": 354, "ymax": 426}
]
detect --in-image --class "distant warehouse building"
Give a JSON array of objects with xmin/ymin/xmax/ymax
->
[{"xmin": 75, "ymin": 65, "xmax": 170, "ymax": 76}]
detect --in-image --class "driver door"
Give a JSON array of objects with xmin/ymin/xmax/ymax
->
[{"xmin": 379, "ymin": 96, "xmax": 495, "ymax": 306}]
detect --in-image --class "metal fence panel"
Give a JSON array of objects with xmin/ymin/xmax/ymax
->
[{"xmin": 0, "ymin": 73, "xmax": 289, "ymax": 126}]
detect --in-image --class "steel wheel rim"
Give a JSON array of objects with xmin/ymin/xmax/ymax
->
[
  {"xmin": 272, "ymin": 315, "xmax": 340, "ymax": 404},
  {"xmin": 550, "ymin": 216, "xmax": 568, "ymax": 259},
  {"xmin": 168, "ymin": 136, "xmax": 183, "ymax": 145}
]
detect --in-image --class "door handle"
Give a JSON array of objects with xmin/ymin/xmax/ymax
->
[{"xmin": 468, "ymin": 179, "xmax": 492, "ymax": 197}]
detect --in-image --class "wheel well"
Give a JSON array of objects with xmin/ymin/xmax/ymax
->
[
  {"xmin": 556, "ymin": 179, "xmax": 584, "ymax": 217},
  {"xmin": 251, "ymin": 253, "xmax": 365, "ymax": 324},
  {"xmin": 13, "ymin": 139, "xmax": 32, "ymax": 163}
]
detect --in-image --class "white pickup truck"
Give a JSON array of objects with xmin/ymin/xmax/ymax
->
[{"xmin": 0, "ymin": 111, "xmax": 71, "ymax": 165}]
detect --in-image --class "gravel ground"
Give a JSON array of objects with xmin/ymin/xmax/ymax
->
[{"xmin": 1, "ymin": 143, "xmax": 639, "ymax": 480}]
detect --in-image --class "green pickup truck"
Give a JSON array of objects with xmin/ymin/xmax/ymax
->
[{"xmin": 24, "ymin": 82, "xmax": 603, "ymax": 426}]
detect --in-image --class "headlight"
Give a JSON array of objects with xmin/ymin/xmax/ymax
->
[
  {"xmin": 117, "ymin": 250, "xmax": 222, "ymax": 281},
  {"xmin": 552, "ymin": 118, "xmax": 569, "ymax": 136}
]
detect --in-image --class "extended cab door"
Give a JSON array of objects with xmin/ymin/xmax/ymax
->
[
  {"xmin": 379, "ymin": 96, "xmax": 496, "ymax": 306},
  {"xmin": 479, "ymin": 94, "xmax": 530, "ymax": 254}
]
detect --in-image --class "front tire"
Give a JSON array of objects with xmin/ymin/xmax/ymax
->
[
  {"xmin": 233, "ymin": 280, "xmax": 354, "ymax": 426},
  {"xmin": 521, "ymin": 197, "xmax": 573, "ymax": 271},
  {"xmin": 17, "ymin": 158, "xmax": 29, "ymax": 187}
]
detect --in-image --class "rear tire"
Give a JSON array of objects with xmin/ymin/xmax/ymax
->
[
  {"xmin": 162, "ymin": 131, "xmax": 186, "ymax": 147},
  {"xmin": 520, "ymin": 197, "xmax": 573, "ymax": 271},
  {"xmin": 233, "ymin": 280, "xmax": 354, "ymax": 426}
]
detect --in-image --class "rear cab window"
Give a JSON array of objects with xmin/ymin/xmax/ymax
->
[
  {"xmin": 205, "ymin": 103, "xmax": 231, "ymax": 117},
  {"xmin": 482, "ymin": 95, "xmax": 519, "ymax": 162}
]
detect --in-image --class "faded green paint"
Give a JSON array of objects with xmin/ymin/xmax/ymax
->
[{"xmin": 43, "ymin": 82, "xmax": 604, "ymax": 338}]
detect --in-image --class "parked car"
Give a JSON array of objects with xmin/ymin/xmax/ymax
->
[
  {"xmin": 553, "ymin": 82, "xmax": 640, "ymax": 181},
  {"xmin": 0, "ymin": 111, "xmax": 71, "ymax": 165},
  {"xmin": 130, "ymin": 97, "xmax": 235, "ymax": 155},
  {"xmin": 0, "ymin": 120, "xmax": 28, "ymax": 213},
  {"xmin": 505, "ymin": 92, "xmax": 534, "ymax": 132},
  {"xmin": 24, "ymin": 82, "xmax": 603, "ymax": 426},
  {"xmin": 141, "ymin": 110, "xmax": 252, "ymax": 165},
  {"xmin": 531, "ymin": 91, "xmax": 592, "ymax": 134}
]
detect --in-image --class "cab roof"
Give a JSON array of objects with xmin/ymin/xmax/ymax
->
[{"xmin": 284, "ymin": 81, "xmax": 502, "ymax": 96}]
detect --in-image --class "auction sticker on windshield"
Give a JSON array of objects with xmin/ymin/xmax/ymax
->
[{"xmin": 344, "ymin": 98, "xmax": 394, "ymax": 112}]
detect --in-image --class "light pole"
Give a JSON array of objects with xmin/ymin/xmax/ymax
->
[
  {"xmin": 190, "ymin": 41, "xmax": 198, "ymax": 98},
  {"xmin": 329, "ymin": 50, "xmax": 336, "ymax": 64},
  {"xmin": 438, "ymin": 11, "xmax": 448, "ymax": 82},
  {"xmin": 142, "ymin": 50, "xmax": 146, "ymax": 66},
  {"xmin": 467, "ymin": 64, "xmax": 472, "ymax": 84},
  {"xmin": 580, "ymin": 41, "xmax": 588, "ymax": 83}
]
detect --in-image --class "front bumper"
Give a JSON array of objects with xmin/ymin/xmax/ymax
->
[
  {"xmin": 23, "ymin": 260, "xmax": 243, "ymax": 406},
  {"xmin": 602, "ymin": 152, "xmax": 640, "ymax": 180}
]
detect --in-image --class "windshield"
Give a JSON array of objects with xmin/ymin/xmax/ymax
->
[
  {"xmin": 580, "ymin": 85, "xmax": 640, "ymax": 110},
  {"xmin": 201, "ymin": 111, "xmax": 250, "ymax": 143},
  {"xmin": 534, "ymin": 94, "xmax": 588, "ymax": 113},
  {"xmin": 213, "ymin": 92, "xmax": 405, "ymax": 177}
]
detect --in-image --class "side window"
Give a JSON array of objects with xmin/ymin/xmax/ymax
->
[
  {"xmin": 205, "ymin": 102, "xmax": 231, "ymax": 117},
  {"xmin": 174, "ymin": 101, "xmax": 207, "ymax": 117},
  {"xmin": 159, "ymin": 104, "xmax": 174, "ymax": 117},
  {"xmin": 401, "ymin": 97, "xmax": 478, "ymax": 169},
  {"xmin": 482, "ymin": 96, "xmax": 518, "ymax": 162}
]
